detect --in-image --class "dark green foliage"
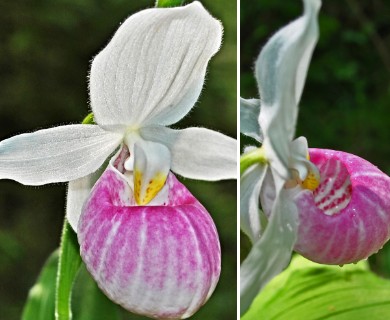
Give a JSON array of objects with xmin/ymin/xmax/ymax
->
[
  {"xmin": 156, "ymin": 0, "xmax": 184, "ymax": 8},
  {"xmin": 21, "ymin": 251, "xmax": 58, "ymax": 320}
]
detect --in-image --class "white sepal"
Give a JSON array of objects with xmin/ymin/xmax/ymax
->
[
  {"xmin": 240, "ymin": 98, "xmax": 262, "ymax": 142},
  {"xmin": 256, "ymin": 0, "xmax": 320, "ymax": 179},
  {"xmin": 90, "ymin": 1, "xmax": 222, "ymax": 129},
  {"xmin": 240, "ymin": 171, "xmax": 299, "ymax": 315},
  {"xmin": 240, "ymin": 163, "xmax": 267, "ymax": 243}
]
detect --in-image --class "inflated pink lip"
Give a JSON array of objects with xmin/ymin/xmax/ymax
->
[
  {"xmin": 77, "ymin": 149, "xmax": 221, "ymax": 319},
  {"xmin": 294, "ymin": 148, "xmax": 390, "ymax": 265}
]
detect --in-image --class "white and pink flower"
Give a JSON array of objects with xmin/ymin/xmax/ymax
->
[
  {"xmin": 0, "ymin": 2, "xmax": 236, "ymax": 318},
  {"xmin": 240, "ymin": 0, "xmax": 390, "ymax": 314}
]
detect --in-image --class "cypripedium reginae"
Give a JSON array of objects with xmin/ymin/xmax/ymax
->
[
  {"xmin": 0, "ymin": 2, "xmax": 236, "ymax": 318},
  {"xmin": 240, "ymin": 0, "xmax": 390, "ymax": 315},
  {"xmin": 240, "ymin": 1, "xmax": 321, "ymax": 312}
]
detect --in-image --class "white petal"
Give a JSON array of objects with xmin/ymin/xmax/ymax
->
[
  {"xmin": 240, "ymin": 171, "xmax": 299, "ymax": 315},
  {"xmin": 66, "ymin": 174, "xmax": 93, "ymax": 232},
  {"xmin": 0, "ymin": 125, "xmax": 122, "ymax": 185},
  {"xmin": 140, "ymin": 126, "xmax": 237, "ymax": 181},
  {"xmin": 256, "ymin": 0, "xmax": 320, "ymax": 178},
  {"xmin": 240, "ymin": 163, "xmax": 267, "ymax": 243},
  {"xmin": 240, "ymin": 98, "xmax": 262, "ymax": 142},
  {"xmin": 90, "ymin": 1, "xmax": 222, "ymax": 129},
  {"xmin": 133, "ymin": 140, "xmax": 171, "ymax": 205}
]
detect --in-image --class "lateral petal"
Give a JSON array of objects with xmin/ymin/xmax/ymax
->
[
  {"xmin": 140, "ymin": 126, "xmax": 237, "ymax": 181},
  {"xmin": 256, "ymin": 0, "xmax": 320, "ymax": 178},
  {"xmin": 0, "ymin": 125, "xmax": 122, "ymax": 185},
  {"xmin": 240, "ymin": 163, "xmax": 268, "ymax": 243},
  {"xmin": 240, "ymin": 171, "xmax": 299, "ymax": 315},
  {"xmin": 240, "ymin": 98, "xmax": 262, "ymax": 142},
  {"xmin": 90, "ymin": 1, "xmax": 222, "ymax": 129}
]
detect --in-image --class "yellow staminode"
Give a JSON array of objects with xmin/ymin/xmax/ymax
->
[
  {"xmin": 300, "ymin": 153, "xmax": 321, "ymax": 191},
  {"xmin": 302, "ymin": 170, "xmax": 320, "ymax": 191},
  {"xmin": 134, "ymin": 169, "xmax": 167, "ymax": 205}
]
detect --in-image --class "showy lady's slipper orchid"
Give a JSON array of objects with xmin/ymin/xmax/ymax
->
[
  {"xmin": 0, "ymin": 2, "xmax": 236, "ymax": 318},
  {"xmin": 240, "ymin": 0, "xmax": 390, "ymax": 315},
  {"xmin": 240, "ymin": 0, "xmax": 321, "ymax": 313}
]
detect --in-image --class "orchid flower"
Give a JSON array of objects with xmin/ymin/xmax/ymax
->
[
  {"xmin": 240, "ymin": 0, "xmax": 390, "ymax": 315},
  {"xmin": 0, "ymin": 2, "xmax": 236, "ymax": 318},
  {"xmin": 240, "ymin": 0, "xmax": 321, "ymax": 313}
]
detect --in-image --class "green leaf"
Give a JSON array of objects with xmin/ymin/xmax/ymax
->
[
  {"xmin": 22, "ymin": 250, "xmax": 59, "ymax": 320},
  {"xmin": 243, "ymin": 255, "xmax": 390, "ymax": 320},
  {"xmin": 22, "ymin": 247, "xmax": 123, "ymax": 320},
  {"xmin": 55, "ymin": 219, "xmax": 82, "ymax": 320},
  {"xmin": 72, "ymin": 265, "xmax": 122, "ymax": 320},
  {"xmin": 155, "ymin": 0, "xmax": 184, "ymax": 8}
]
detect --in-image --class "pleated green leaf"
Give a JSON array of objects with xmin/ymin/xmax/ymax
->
[
  {"xmin": 22, "ymin": 250, "xmax": 59, "ymax": 320},
  {"xmin": 242, "ymin": 255, "xmax": 390, "ymax": 320}
]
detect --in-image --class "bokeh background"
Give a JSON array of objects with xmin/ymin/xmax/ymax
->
[
  {"xmin": 0, "ymin": 0, "xmax": 237, "ymax": 319},
  {"xmin": 241, "ymin": 0, "xmax": 390, "ymax": 276}
]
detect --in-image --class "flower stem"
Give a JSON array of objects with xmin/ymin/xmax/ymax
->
[
  {"xmin": 55, "ymin": 112, "xmax": 93, "ymax": 320},
  {"xmin": 155, "ymin": 0, "xmax": 184, "ymax": 8},
  {"xmin": 240, "ymin": 147, "xmax": 268, "ymax": 175},
  {"xmin": 82, "ymin": 113, "xmax": 95, "ymax": 125},
  {"xmin": 55, "ymin": 218, "xmax": 82, "ymax": 320}
]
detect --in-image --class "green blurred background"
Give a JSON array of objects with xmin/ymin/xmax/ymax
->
[
  {"xmin": 0, "ymin": 0, "xmax": 237, "ymax": 319},
  {"xmin": 241, "ymin": 0, "xmax": 390, "ymax": 276}
]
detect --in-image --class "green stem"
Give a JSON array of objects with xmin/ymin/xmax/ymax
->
[
  {"xmin": 55, "ymin": 218, "xmax": 82, "ymax": 320},
  {"xmin": 55, "ymin": 112, "xmax": 94, "ymax": 320},
  {"xmin": 155, "ymin": 0, "xmax": 184, "ymax": 8},
  {"xmin": 82, "ymin": 113, "xmax": 95, "ymax": 125},
  {"xmin": 240, "ymin": 147, "xmax": 268, "ymax": 175}
]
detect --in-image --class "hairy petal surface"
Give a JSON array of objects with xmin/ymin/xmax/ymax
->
[
  {"xmin": 140, "ymin": 126, "xmax": 237, "ymax": 180},
  {"xmin": 240, "ymin": 98, "xmax": 262, "ymax": 142},
  {"xmin": 294, "ymin": 149, "xmax": 390, "ymax": 265},
  {"xmin": 256, "ymin": 0, "xmax": 320, "ymax": 179},
  {"xmin": 0, "ymin": 125, "xmax": 122, "ymax": 185},
  {"xmin": 240, "ymin": 172, "xmax": 299, "ymax": 315},
  {"xmin": 90, "ymin": 1, "xmax": 222, "ymax": 129},
  {"xmin": 78, "ymin": 164, "xmax": 220, "ymax": 319},
  {"xmin": 240, "ymin": 163, "xmax": 267, "ymax": 243}
]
